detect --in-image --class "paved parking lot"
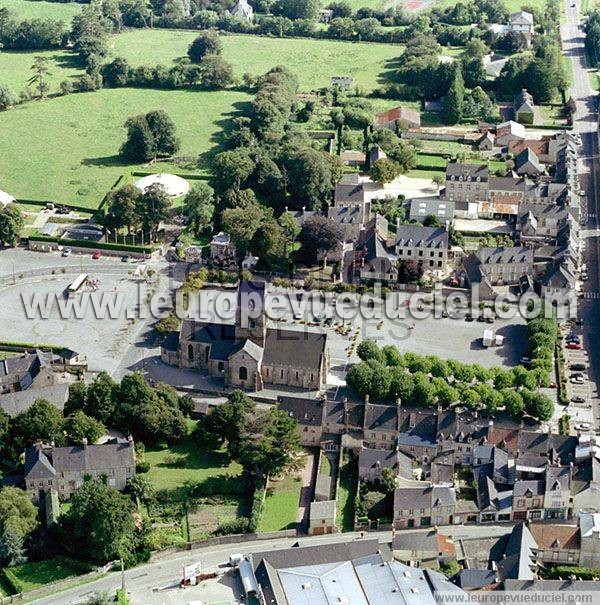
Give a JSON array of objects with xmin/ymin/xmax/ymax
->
[{"xmin": 561, "ymin": 322, "xmax": 595, "ymax": 430}]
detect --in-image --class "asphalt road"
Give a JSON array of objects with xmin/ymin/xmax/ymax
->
[
  {"xmin": 562, "ymin": 0, "xmax": 600, "ymax": 429},
  {"xmin": 31, "ymin": 524, "xmax": 513, "ymax": 605}
]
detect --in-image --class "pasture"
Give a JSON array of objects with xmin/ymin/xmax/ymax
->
[
  {"xmin": 110, "ymin": 30, "xmax": 404, "ymax": 92},
  {"xmin": 0, "ymin": 87, "xmax": 251, "ymax": 207},
  {"xmin": 0, "ymin": 0, "xmax": 82, "ymax": 21}
]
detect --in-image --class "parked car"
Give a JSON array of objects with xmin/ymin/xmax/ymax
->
[
  {"xmin": 572, "ymin": 396, "xmax": 586, "ymax": 403},
  {"xmin": 581, "ymin": 272, "xmax": 589, "ymax": 281},
  {"xmin": 61, "ymin": 248, "xmax": 72, "ymax": 257},
  {"xmin": 570, "ymin": 372, "xmax": 584, "ymax": 379},
  {"xmin": 121, "ymin": 255, "xmax": 131, "ymax": 263},
  {"xmin": 575, "ymin": 423, "xmax": 591, "ymax": 431},
  {"xmin": 567, "ymin": 342, "xmax": 583, "ymax": 350},
  {"xmin": 571, "ymin": 363, "xmax": 587, "ymax": 371},
  {"xmin": 92, "ymin": 251, "xmax": 102, "ymax": 260},
  {"xmin": 465, "ymin": 315, "xmax": 474, "ymax": 322},
  {"xmin": 566, "ymin": 335, "xmax": 581, "ymax": 343},
  {"xmin": 571, "ymin": 376, "xmax": 585, "ymax": 384}
]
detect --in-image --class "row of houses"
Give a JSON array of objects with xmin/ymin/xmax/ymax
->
[{"xmin": 277, "ymin": 395, "xmax": 600, "ymax": 534}]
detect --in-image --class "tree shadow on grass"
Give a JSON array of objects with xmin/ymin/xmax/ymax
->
[
  {"xmin": 377, "ymin": 56, "xmax": 403, "ymax": 86},
  {"xmin": 197, "ymin": 98, "xmax": 253, "ymax": 169},
  {"xmin": 53, "ymin": 52, "xmax": 83, "ymax": 73},
  {"xmin": 80, "ymin": 154, "xmax": 133, "ymax": 168}
]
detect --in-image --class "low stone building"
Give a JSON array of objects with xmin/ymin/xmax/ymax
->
[{"xmin": 309, "ymin": 500, "xmax": 337, "ymax": 535}]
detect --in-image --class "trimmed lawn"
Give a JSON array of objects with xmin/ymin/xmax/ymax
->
[
  {"xmin": 4, "ymin": 557, "xmax": 89, "ymax": 593},
  {"xmin": 259, "ymin": 473, "xmax": 302, "ymax": 532},
  {"xmin": 110, "ymin": 30, "xmax": 404, "ymax": 92},
  {"xmin": 0, "ymin": 0, "xmax": 82, "ymax": 21},
  {"xmin": 336, "ymin": 453, "xmax": 358, "ymax": 533},
  {"xmin": 416, "ymin": 153, "xmax": 448, "ymax": 169},
  {"xmin": 145, "ymin": 435, "xmax": 244, "ymax": 495},
  {"xmin": 0, "ymin": 87, "xmax": 251, "ymax": 207}
]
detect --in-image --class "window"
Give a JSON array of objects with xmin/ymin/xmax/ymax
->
[
  {"xmin": 218, "ymin": 361, "xmax": 224, "ymax": 372},
  {"xmin": 239, "ymin": 366, "xmax": 248, "ymax": 381},
  {"xmin": 205, "ymin": 347, "xmax": 210, "ymax": 363},
  {"xmin": 187, "ymin": 344, "xmax": 194, "ymax": 361}
]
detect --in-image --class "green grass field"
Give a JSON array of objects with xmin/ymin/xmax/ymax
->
[
  {"xmin": 0, "ymin": 0, "xmax": 82, "ymax": 21},
  {"xmin": 258, "ymin": 473, "xmax": 302, "ymax": 532},
  {"xmin": 336, "ymin": 453, "xmax": 358, "ymax": 532},
  {"xmin": 0, "ymin": 87, "xmax": 251, "ymax": 207},
  {"xmin": 145, "ymin": 435, "xmax": 244, "ymax": 495},
  {"xmin": 3, "ymin": 557, "xmax": 89, "ymax": 593},
  {"xmin": 110, "ymin": 30, "xmax": 403, "ymax": 93},
  {"xmin": 0, "ymin": 48, "xmax": 82, "ymax": 93}
]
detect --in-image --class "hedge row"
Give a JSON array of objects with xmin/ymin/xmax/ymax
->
[
  {"xmin": 248, "ymin": 477, "xmax": 266, "ymax": 533},
  {"xmin": 0, "ymin": 341, "xmax": 66, "ymax": 353},
  {"xmin": 525, "ymin": 123, "xmax": 572, "ymax": 131},
  {"xmin": 28, "ymin": 235, "xmax": 156, "ymax": 254},
  {"xmin": 16, "ymin": 198, "xmax": 95, "ymax": 215},
  {"xmin": 130, "ymin": 171, "xmax": 210, "ymax": 181},
  {"xmin": 546, "ymin": 565, "xmax": 600, "ymax": 580}
]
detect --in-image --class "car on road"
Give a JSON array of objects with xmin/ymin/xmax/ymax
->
[
  {"xmin": 61, "ymin": 248, "xmax": 72, "ymax": 257},
  {"xmin": 572, "ymin": 396, "xmax": 586, "ymax": 403},
  {"xmin": 571, "ymin": 363, "xmax": 587, "ymax": 371},
  {"xmin": 575, "ymin": 422, "xmax": 591, "ymax": 431},
  {"xmin": 92, "ymin": 251, "xmax": 102, "ymax": 260},
  {"xmin": 567, "ymin": 342, "xmax": 583, "ymax": 350}
]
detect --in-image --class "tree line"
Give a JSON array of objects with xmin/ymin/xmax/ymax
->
[{"xmin": 346, "ymin": 340, "xmax": 554, "ymax": 421}]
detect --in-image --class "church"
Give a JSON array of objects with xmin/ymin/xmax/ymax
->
[{"xmin": 160, "ymin": 281, "xmax": 329, "ymax": 391}]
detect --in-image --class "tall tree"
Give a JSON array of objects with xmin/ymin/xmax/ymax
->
[
  {"xmin": 183, "ymin": 182, "xmax": 214, "ymax": 236},
  {"xmin": 10, "ymin": 399, "xmax": 63, "ymax": 455},
  {"xmin": 28, "ymin": 56, "xmax": 50, "ymax": 99},
  {"xmin": 297, "ymin": 214, "xmax": 344, "ymax": 264},
  {"xmin": 443, "ymin": 61, "xmax": 464, "ymax": 125},
  {"xmin": 187, "ymin": 29, "xmax": 221, "ymax": 62},
  {"xmin": 135, "ymin": 183, "xmax": 171, "ymax": 242},
  {"xmin": 0, "ymin": 487, "xmax": 38, "ymax": 538},
  {"xmin": 103, "ymin": 185, "xmax": 139, "ymax": 234},
  {"xmin": 85, "ymin": 371, "xmax": 117, "ymax": 425},
  {"xmin": 119, "ymin": 115, "xmax": 155, "ymax": 162},
  {"xmin": 0, "ymin": 204, "xmax": 23, "ymax": 246},
  {"xmin": 0, "ymin": 529, "xmax": 26, "ymax": 567},
  {"xmin": 145, "ymin": 109, "xmax": 180, "ymax": 157},
  {"xmin": 63, "ymin": 411, "xmax": 106, "ymax": 445},
  {"xmin": 61, "ymin": 481, "xmax": 137, "ymax": 563}
]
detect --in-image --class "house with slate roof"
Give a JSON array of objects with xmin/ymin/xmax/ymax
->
[
  {"xmin": 395, "ymin": 225, "xmax": 449, "ymax": 272},
  {"xmin": 24, "ymin": 437, "xmax": 135, "ymax": 501}
]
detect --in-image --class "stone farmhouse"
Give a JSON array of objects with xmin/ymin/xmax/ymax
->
[
  {"xmin": 24, "ymin": 437, "xmax": 136, "ymax": 502},
  {"xmin": 161, "ymin": 280, "xmax": 329, "ymax": 391}
]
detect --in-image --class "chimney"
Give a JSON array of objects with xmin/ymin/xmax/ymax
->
[
  {"xmin": 396, "ymin": 398, "xmax": 402, "ymax": 408},
  {"xmin": 364, "ymin": 394, "xmax": 370, "ymax": 404},
  {"xmin": 82, "ymin": 438, "xmax": 88, "ymax": 447}
]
